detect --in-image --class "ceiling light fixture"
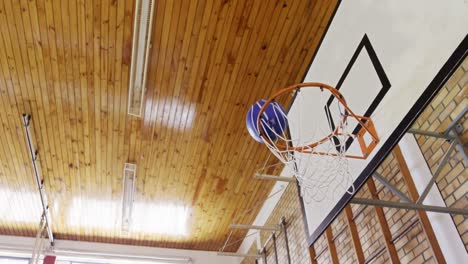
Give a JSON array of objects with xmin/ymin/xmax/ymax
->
[
  {"xmin": 128, "ymin": 0, "xmax": 156, "ymax": 117},
  {"xmin": 122, "ymin": 163, "xmax": 137, "ymax": 232}
]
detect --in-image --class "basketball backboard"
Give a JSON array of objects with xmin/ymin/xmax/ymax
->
[{"xmin": 285, "ymin": 0, "xmax": 468, "ymax": 245}]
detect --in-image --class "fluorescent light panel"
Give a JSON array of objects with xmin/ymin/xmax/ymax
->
[
  {"xmin": 128, "ymin": 0, "xmax": 156, "ymax": 117},
  {"xmin": 122, "ymin": 163, "xmax": 137, "ymax": 232}
]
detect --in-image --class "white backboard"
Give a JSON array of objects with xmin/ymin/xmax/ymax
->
[{"xmin": 286, "ymin": 0, "xmax": 468, "ymax": 244}]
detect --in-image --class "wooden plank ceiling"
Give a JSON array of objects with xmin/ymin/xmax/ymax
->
[{"xmin": 0, "ymin": 0, "xmax": 337, "ymax": 251}]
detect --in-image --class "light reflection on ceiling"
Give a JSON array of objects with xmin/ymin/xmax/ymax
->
[
  {"xmin": 147, "ymin": 98, "xmax": 196, "ymax": 130},
  {"xmin": 67, "ymin": 198, "xmax": 189, "ymax": 236},
  {"xmin": 0, "ymin": 188, "xmax": 42, "ymax": 223}
]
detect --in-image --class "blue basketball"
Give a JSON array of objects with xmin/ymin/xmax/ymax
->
[{"xmin": 246, "ymin": 99, "xmax": 288, "ymax": 143}]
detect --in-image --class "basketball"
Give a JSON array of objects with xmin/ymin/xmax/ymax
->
[{"xmin": 246, "ymin": 99, "xmax": 288, "ymax": 143}]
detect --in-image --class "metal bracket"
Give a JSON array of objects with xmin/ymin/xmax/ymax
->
[
  {"xmin": 254, "ymin": 173, "xmax": 296, "ymax": 182},
  {"xmin": 230, "ymin": 224, "xmax": 280, "ymax": 231},
  {"xmin": 217, "ymin": 252, "xmax": 261, "ymax": 258},
  {"xmin": 373, "ymin": 172, "xmax": 412, "ymax": 203},
  {"xmin": 219, "ymin": 217, "xmax": 291, "ymax": 261},
  {"xmin": 351, "ymin": 197, "xmax": 468, "ymax": 215},
  {"xmin": 407, "ymin": 107, "xmax": 467, "ymax": 205}
]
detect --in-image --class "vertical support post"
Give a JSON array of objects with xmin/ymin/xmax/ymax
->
[
  {"xmin": 280, "ymin": 217, "xmax": 291, "ymax": 264},
  {"xmin": 344, "ymin": 205, "xmax": 365, "ymax": 264},
  {"xmin": 272, "ymin": 233, "xmax": 279, "ymax": 264},
  {"xmin": 325, "ymin": 227, "xmax": 339, "ymax": 264},
  {"xmin": 393, "ymin": 145, "xmax": 446, "ymax": 263},
  {"xmin": 367, "ymin": 178, "xmax": 400, "ymax": 264},
  {"xmin": 309, "ymin": 245, "xmax": 317, "ymax": 264}
]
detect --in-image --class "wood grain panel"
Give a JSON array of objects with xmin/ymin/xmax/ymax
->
[{"xmin": 0, "ymin": 0, "xmax": 338, "ymax": 250}]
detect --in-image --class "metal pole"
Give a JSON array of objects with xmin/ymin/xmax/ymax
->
[
  {"xmin": 450, "ymin": 130, "xmax": 468, "ymax": 165},
  {"xmin": 31, "ymin": 214, "xmax": 46, "ymax": 263},
  {"xmin": 230, "ymin": 224, "xmax": 279, "ymax": 231},
  {"xmin": 262, "ymin": 232, "xmax": 275, "ymax": 247},
  {"xmin": 443, "ymin": 106, "xmax": 467, "ymax": 134},
  {"xmin": 220, "ymin": 231, "xmax": 233, "ymax": 252},
  {"xmin": 417, "ymin": 141, "xmax": 457, "ymax": 204},
  {"xmin": 351, "ymin": 198, "xmax": 468, "ymax": 215},
  {"xmin": 22, "ymin": 114, "xmax": 54, "ymax": 245},
  {"xmin": 272, "ymin": 233, "xmax": 279, "ymax": 264},
  {"xmin": 254, "ymin": 173, "xmax": 296, "ymax": 182},
  {"xmin": 217, "ymin": 252, "xmax": 261, "ymax": 258},
  {"xmin": 262, "ymin": 249, "xmax": 267, "ymax": 264},
  {"xmin": 407, "ymin": 129, "xmax": 454, "ymax": 140},
  {"xmin": 373, "ymin": 172, "xmax": 411, "ymax": 203},
  {"xmin": 280, "ymin": 217, "xmax": 291, "ymax": 264}
]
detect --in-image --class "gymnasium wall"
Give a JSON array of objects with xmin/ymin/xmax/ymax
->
[
  {"xmin": 240, "ymin": 57, "xmax": 467, "ymax": 263},
  {"xmin": 240, "ymin": 183, "xmax": 311, "ymax": 264},
  {"xmin": 411, "ymin": 57, "xmax": 467, "ymax": 250}
]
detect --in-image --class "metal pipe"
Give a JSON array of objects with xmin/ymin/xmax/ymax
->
[
  {"xmin": 450, "ymin": 131, "xmax": 468, "ymax": 165},
  {"xmin": 280, "ymin": 217, "xmax": 291, "ymax": 264},
  {"xmin": 407, "ymin": 129, "xmax": 454, "ymax": 140},
  {"xmin": 272, "ymin": 233, "xmax": 279, "ymax": 264},
  {"xmin": 417, "ymin": 141, "xmax": 457, "ymax": 204},
  {"xmin": 351, "ymin": 198, "xmax": 468, "ymax": 215},
  {"xmin": 254, "ymin": 173, "xmax": 296, "ymax": 182},
  {"xmin": 444, "ymin": 106, "xmax": 467, "ymax": 134},
  {"xmin": 230, "ymin": 224, "xmax": 279, "ymax": 231},
  {"xmin": 31, "ymin": 215, "xmax": 46, "ymax": 262},
  {"xmin": 262, "ymin": 233, "xmax": 274, "ymax": 247},
  {"xmin": 217, "ymin": 252, "xmax": 260, "ymax": 258},
  {"xmin": 220, "ymin": 231, "xmax": 233, "ymax": 252},
  {"xmin": 22, "ymin": 114, "xmax": 54, "ymax": 245},
  {"xmin": 222, "ymin": 231, "xmax": 260, "ymax": 249},
  {"xmin": 373, "ymin": 172, "xmax": 412, "ymax": 203},
  {"xmin": 455, "ymin": 140, "xmax": 468, "ymax": 165}
]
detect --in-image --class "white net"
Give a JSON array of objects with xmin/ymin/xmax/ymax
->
[{"xmin": 259, "ymin": 86, "xmax": 357, "ymax": 203}]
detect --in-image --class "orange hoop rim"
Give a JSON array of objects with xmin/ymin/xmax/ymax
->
[{"xmin": 257, "ymin": 82, "xmax": 379, "ymax": 153}]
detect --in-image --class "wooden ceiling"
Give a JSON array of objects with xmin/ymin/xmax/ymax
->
[{"xmin": 0, "ymin": 0, "xmax": 338, "ymax": 251}]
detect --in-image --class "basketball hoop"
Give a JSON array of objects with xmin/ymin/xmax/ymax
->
[{"xmin": 247, "ymin": 82, "xmax": 380, "ymax": 202}]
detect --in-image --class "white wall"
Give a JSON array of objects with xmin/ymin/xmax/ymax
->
[
  {"xmin": 236, "ymin": 166, "xmax": 295, "ymax": 259},
  {"xmin": 0, "ymin": 235, "xmax": 241, "ymax": 264}
]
